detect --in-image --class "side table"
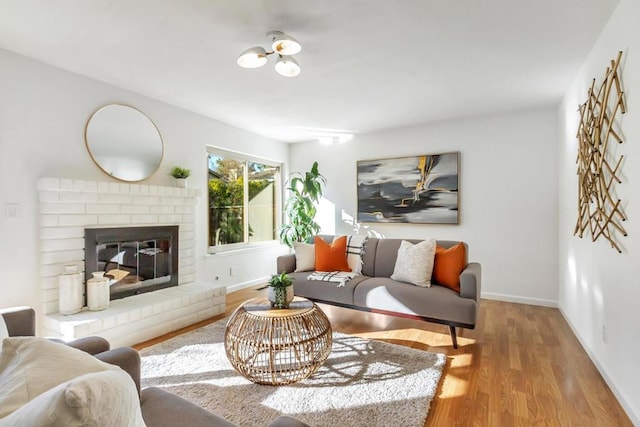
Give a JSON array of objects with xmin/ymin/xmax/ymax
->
[{"xmin": 224, "ymin": 296, "xmax": 332, "ymax": 385}]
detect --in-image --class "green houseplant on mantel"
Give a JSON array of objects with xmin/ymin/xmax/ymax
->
[
  {"xmin": 267, "ymin": 272, "xmax": 294, "ymax": 308},
  {"xmin": 279, "ymin": 161, "xmax": 326, "ymax": 248},
  {"xmin": 170, "ymin": 166, "xmax": 191, "ymax": 188}
]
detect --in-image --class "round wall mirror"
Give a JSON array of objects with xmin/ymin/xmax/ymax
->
[{"xmin": 85, "ymin": 104, "xmax": 164, "ymax": 182}]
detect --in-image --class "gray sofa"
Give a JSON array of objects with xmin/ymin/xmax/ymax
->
[
  {"xmin": 1, "ymin": 307, "xmax": 309, "ymax": 427},
  {"xmin": 277, "ymin": 237, "xmax": 481, "ymax": 348}
]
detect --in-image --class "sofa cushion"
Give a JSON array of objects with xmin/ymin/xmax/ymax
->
[
  {"xmin": 390, "ymin": 239, "xmax": 436, "ymax": 287},
  {"xmin": 362, "ymin": 238, "xmax": 467, "ymax": 278},
  {"xmin": 369, "ymin": 238, "xmax": 424, "ymax": 277},
  {"xmin": 353, "ymin": 277, "xmax": 477, "ymax": 326},
  {"xmin": 293, "ymin": 242, "xmax": 315, "ymax": 272},
  {"xmin": 315, "ymin": 236, "xmax": 351, "ymax": 272},
  {"xmin": 0, "ymin": 369, "xmax": 144, "ymax": 427},
  {"xmin": 0, "ymin": 337, "xmax": 117, "ymax": 418},
  {"xmin": 290, "ymin": 272, "xmax": 367, "ymax": 305},
  {"xmin": 433, "ymin": 243, "xmax": 467, "ymax": 292}
]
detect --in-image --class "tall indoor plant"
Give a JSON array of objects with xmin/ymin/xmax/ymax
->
[{"xmin": 279, "ymin": 161, "xmax": 326, "ymax": 248}]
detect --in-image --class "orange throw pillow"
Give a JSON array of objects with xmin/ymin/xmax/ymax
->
[
  {"xmin": 314, "ymin": 236, "xmax": 352, "ymax": 272},
  {"xmin": 432, "ymin": 243, "xmax": 466, "ymax": 292}
]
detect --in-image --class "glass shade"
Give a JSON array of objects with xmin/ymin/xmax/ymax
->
[
  {"xmin": 275, "ymin": 55, "xmax": 301, "ymax": 77},
  {"xmin": 237, "ymin": 46, "xmax": 267, "ymax": 68},
  {"xmin": 271, "ymin": 33, "xmax": 302, "ymax": 55}
]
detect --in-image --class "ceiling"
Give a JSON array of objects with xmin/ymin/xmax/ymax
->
[{"xmin": 0, "ymin": 0, "xmax": 620, "ymax": 142}]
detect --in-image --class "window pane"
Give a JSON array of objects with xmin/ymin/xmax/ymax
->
[
  {"xmin": 248, "ymin": 162, "xmax": 277, "ymax": 243},
  {"xmin": 208, "ymin": 154, "xmax": 246, "ymax": 246}
]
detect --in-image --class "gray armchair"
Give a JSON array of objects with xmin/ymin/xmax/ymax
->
[{"xmin": 0, "ymin": 307, "xmax": 309, "ymax": 427}]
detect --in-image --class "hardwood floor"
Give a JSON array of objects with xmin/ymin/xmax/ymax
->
[{"xmin": 134, "ymin": 286, "xmax": 632, "ymax": 427}]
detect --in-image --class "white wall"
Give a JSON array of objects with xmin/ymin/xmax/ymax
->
[
  {"xmin": 0, "ymin": 48, "xmax": 288, "ymax": 315},
  {"xmin": 558, "ymin": 0, "xmax": 640, "ymax": 422},
  {"xmin": 291, "ymin": 107, "xmax": 559, "ymax": 305}
]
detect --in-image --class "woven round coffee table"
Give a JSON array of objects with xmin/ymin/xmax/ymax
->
[{"xmin": 224, "ymin": 296, "xmax": 332, "ymax": 385}]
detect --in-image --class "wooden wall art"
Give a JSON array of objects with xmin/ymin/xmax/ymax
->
[{"xmin": 574, "ymin": 51, "xmax": 627, "ymax": 253}]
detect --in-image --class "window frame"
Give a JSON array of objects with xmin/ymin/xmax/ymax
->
[{"xmin": 206, "ymin": 146, "xmax": 283, "ymax": 254}]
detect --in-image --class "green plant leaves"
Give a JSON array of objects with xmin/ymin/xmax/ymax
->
[
  {"xmin": 279, "ymin": 161, "xmax": 326, "ymax": 248},
  {"xmin": 268, "ymin": 271, "xmax": 292, "ymax": 288},
  {"xmin": 170, "ymin": 166, "xmax": 191, "ymax": 179}
]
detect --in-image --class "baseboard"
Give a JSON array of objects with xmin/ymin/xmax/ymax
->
[
  {"xmin": 558, "ymin": 306, "xmax": 640, "ymax": 426},
  {"xmin": 481, "ymin": 292, "xmax": 558, "ymax": 308},
  {"xmin": 226, "ymin": 277, "xmax": 269, "ymax": 294}
]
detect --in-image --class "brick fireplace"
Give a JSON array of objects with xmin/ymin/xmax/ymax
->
[{"xmin": 37, "ymin": 177, "xmax": 226, "ymax": 347}]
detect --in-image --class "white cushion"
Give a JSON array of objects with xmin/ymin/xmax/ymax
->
[
  {"xmin": 0, "ymin": 369, "xmax": 145, "ymax": 427},
  {"xmin": 344, "ymin": 235, "xmax": 367, "ymax": 275},
  {"xmin": 0, "ymin": 337, "xmax": 117, "ymax": 418},
  {"xmin": 294, "ymin": 242, "xmax": 315, "ymax": 272},
  {"xmin": 390, "ymin": 239, "xmax": 437, "ymax": 287}
]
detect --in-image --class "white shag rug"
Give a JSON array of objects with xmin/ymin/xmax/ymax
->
[{"xmin": 140, "ymin": 319, "xmax": 446, "ymax": 427}]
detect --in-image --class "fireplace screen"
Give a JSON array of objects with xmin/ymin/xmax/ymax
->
[{"xmin": 85, "ymin": 226, "xmax": 179, "ymax": 300}]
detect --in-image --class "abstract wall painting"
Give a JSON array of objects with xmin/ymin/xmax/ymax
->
[{"xmin": 357, "ymin": 152, "xmax": 459, "ymax": 224}]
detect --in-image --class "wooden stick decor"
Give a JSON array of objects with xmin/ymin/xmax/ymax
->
[{"xmin": 574, "ymin": 51, "xmax": 627, "ymax": 253}]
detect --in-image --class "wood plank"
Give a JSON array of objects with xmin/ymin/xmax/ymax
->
[{"xmin": 134, "ymin": 287, "xmax": 633, "ymax": 427}]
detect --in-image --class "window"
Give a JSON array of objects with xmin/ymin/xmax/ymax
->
[{"xmin": 207, "ymin": 147, "xmax": 281, "ymax": 250}]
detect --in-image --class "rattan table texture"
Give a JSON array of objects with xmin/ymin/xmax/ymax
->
[{"xmin": 224, "ymin": 296, "xmax": 332, "ymax": 385}]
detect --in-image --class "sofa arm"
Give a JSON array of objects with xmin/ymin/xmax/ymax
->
[
  {"xmin": 0, "ymin": 306, "xmax": 35, "ymax": 337},
  {"xmin": 268, "ymin": 415, "xmax": 311, "ymax": 427},
  {"xmin": 66, "ymin": 336, "xmax": 110, "ymax": 355},
  {"xmin": 141, "ymin": 387, "xmax": 239, "ymax": 427},
  {"xmin": 277, "ymin": 254, "xmax": 296, "ymax": 274},
  {"xmin": 95, "ymin": 347, "xmax": 142, "ymax": 396},
  {"xmin": 460, "ymin": 262, "xmax": 481, "ymax": 302}
]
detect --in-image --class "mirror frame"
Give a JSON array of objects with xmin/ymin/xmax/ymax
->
[{"xmin": 85, "ymin": 104, "xmax": 164, "ymax": 182}]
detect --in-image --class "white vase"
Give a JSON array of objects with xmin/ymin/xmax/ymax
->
[
  {"xmin": 87, "ymin": 272, "xmax": 110, "ymax": 311},
  {"xmin": 58, "ymin": 265, "xmax": 83, "ymax": 315},
  {"xmin": 268, "ymin": 285, "xmax": 294, "ymax": 308},
  {"xmin": 175, "ymin": 178, "xmax": 188, "ymax": 188}
]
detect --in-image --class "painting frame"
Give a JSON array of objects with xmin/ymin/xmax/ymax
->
[{"xmin": 356, "ymin": 152, "xmax": 460, "ymax": 224}]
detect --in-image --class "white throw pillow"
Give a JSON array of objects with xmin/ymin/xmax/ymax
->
[
  {"xmin": 0, "ymin": 369, "xmax": 145, "ymax": 427},
  {"xmin": 390, "ymin": 239, "xmax": 437, "ymax": 287},
  {"xmin": 0, "ymin": 337, "xmax": 118, "ymax": 419},
  {"xmin": 344, "ymin": 235, "xmax": 367, "ymax": 275},
  {"xmin": 294, "ymin": 242, "xmax": 316, "ymax": 272}
]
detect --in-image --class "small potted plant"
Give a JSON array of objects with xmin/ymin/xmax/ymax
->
[
  {"xmin": 170, "ymin": 166, "xmax": 191, "ymax": 188},
  {"xmin": 267, "ymin": 272, "xmax": 294, "ymax": 309}
]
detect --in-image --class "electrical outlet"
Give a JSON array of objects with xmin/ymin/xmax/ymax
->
[
  {"xmin": 602, "ymin": 324, "xmax": 607, "ymax": 343},
  {"xmin": 230, "ymin": 265, "xmax": 236, "ymax": 276}
]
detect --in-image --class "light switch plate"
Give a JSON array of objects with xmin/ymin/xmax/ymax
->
[{"xmin": 5, "ymin": 203, "xmax": 18, "ymax": 219}]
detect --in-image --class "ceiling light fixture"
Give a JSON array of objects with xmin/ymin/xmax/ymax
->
[{"xmin": 237, "ymin": 31, "xmax": 302, "ymax": 77}]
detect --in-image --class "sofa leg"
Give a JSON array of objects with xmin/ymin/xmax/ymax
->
[{"xmin": 449, "ymin": 325, "xmax": 458, "ymax": 349}]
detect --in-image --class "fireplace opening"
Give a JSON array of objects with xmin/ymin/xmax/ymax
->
[{"xmin": 85, "ymin": 226, "xmax": 179, "ymax": 300}]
